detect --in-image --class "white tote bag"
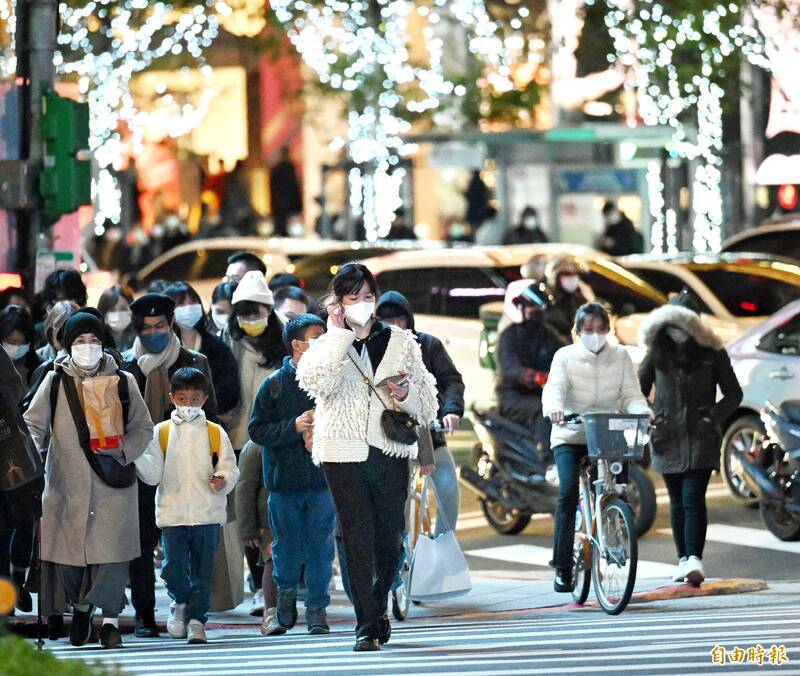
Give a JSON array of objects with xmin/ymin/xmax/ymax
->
[{"xmin": 408, "ymin": 477, "xmax": 472, "ymax": 601}]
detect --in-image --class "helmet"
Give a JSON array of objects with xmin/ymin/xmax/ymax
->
[
  {"xmin": 520, "ymin": 254, "xmax": 548, "ymax": 282},
  {"xmin": 513, "ymin": 282, "xmax": 555, "ymax": 311},
  {"xmin": 545, "ymin": 254, "xmax": 585, "ymax": 289}
]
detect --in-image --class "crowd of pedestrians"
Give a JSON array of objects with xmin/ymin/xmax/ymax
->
[{"xmin": 0, "ymin": 246, "xmax": 742, "ymax": 652}]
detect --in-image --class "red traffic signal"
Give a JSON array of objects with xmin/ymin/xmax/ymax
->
[{"xmin": 777, "ymin": 184, "xmax": 799, "ymax": 211}]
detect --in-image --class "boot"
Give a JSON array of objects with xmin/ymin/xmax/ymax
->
[
  {"xmin": 134, "ymin": 610, "xmax": 160, "ymax": 638},
  {"xmin": 69, "ymin": 607, "xmax": 94, "ymax": 647},
  {"xmin": 276, "ymin": 589, "xmax": 297, "ymax": 629},
  {"xmin": 12, "ymin": 569, "xmax": 32, "ymax": 613},
  {"xmin": 260, "ymin": 607, "xmax": 286, "ymax": 636},
  {"xmin": 306, "ymin": 607, "xmax": 330, "ymax": 635},
  {"xmin": 100, "ymin": 623, "xmax": 123, "ymax": 649}
]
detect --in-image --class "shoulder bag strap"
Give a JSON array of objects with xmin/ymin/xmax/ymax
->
[
  {"xmin": 60, "ymin": 373, "xmax": 110, "ymax": 481},
  {"xmin": 347, "ymin": 353, "xmax": 390, "ymax": 412},
  {"xmin": 49, "ymin": 370, "xmax": 62, "ymax": 430}
]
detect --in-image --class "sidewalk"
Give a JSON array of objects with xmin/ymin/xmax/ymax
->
[{"xmin": 6, "ymin": 570, "xmax": 772, "ymax": 636}]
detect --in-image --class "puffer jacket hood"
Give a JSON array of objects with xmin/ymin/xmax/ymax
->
[
  {"xmin": 638, "ymin": 304, "xmax": 723, "ymax": 351},
  {"xmin": 376, "ymin": 290, "xmax": 415, "ymax": 332}
]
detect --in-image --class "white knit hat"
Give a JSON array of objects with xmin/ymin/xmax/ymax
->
[{"xmin": 231, "ymin": 270, "xmax": 274, "ymax": 306}]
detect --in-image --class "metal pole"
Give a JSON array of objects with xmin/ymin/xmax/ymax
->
[{"xmin": 16, "ymin": 0, "xmax": 58, "ymax": 281}]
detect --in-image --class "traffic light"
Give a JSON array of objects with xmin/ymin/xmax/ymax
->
[
  {"xmin": 777, "ymin": 184, "xmax": 799, "ymax": 212},
  {"xmin": 39, "ymin": 89, "xmax": 91, "ymax": 222}
]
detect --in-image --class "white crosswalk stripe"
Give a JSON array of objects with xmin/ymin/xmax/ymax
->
[{"xmin": 48, "ymin": 605, "xmax": 800, "ymax": 674}]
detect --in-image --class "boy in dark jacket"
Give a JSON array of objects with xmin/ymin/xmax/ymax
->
[
  {"xmin": 248, "ymin": 314, "xmax": 335, "ymax": 636},
  {"xmin": 375, "ymin": 291, "xmax": 464, "ymax": 534}
]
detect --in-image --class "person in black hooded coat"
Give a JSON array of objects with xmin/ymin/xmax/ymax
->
[
  {"xmin": 375, "ymin": 290, "xmax": 465, "ymax": 535},
  {"xmin": 638, "ymin": 292, "xmax": 742, "ymax": 586},
  {"xmin": 496, "ymin": 282, "xmax": 566, "ymax": 467}
]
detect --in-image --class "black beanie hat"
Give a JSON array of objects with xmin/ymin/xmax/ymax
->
[{"xmin": 62, "ymin": 311, "xmax": 104, "ymax": 352}]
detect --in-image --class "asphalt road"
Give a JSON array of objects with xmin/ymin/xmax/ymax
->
[
  {"xmin": 451, "ymin": 431, "xmax": 798, "ymax": 583},
  {"xmin": 50, "ymin": 605, "xmax": 800, "ymax": 675}
]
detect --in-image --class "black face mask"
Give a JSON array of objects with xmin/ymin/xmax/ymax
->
[{"xmin": 522, "ymin": 310, "xmax": 544, "ymax": 324}]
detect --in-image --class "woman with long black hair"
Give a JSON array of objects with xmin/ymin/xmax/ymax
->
[
  {"xmin": 297, "ymin": 263, "xmax": 438, "ymax": 652},
  {"xmin": 0, "ymin": 304, "xmax": 42, "ymax": 386},
  {"xmin": 222, "ymin": 271, "xmax": 286, "ymax": 451}
]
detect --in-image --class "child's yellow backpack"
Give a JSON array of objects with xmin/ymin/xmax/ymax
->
[{"xmin": 157, "ymin": 420, "xmax": 222, "ymax": 467}]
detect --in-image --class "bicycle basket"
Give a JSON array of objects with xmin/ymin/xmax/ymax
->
[{"xmin": 583, "ymin": 413, "xmax": 650, "ymax": 460}]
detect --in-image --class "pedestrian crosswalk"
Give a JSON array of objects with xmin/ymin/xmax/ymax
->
[{"xmin": 48, "ymin": 605, "xmax": 800, "ymax": 674}]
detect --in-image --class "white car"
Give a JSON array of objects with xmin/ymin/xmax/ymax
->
[
  {"xmin": 616, "ymin": 253, "xmax": 800, "ymax": 346},
  {"xmin": 361, "ymin": 244, "xmax": 666, "ymax": 407},
  {"xmin": 722, "ymin": 299, "xmax": 800, "ymax": 503},
  {"xmin": 124, "ymin": 236, "xmax": 347, "ymax": 301}
]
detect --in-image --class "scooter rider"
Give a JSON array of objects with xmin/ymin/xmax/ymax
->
[
  {"xmin": 375, "ymin": 291, "xmax": 465, "ymax": 535},
  {"xmin": 543, "ymin": 255, "xmax": 591, "ymax": 342},
  {"xmin": 496, "ymin": 282, "xmax": 566, "ymax": 469}
]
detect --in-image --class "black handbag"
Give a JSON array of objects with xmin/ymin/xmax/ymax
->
[
  {"xmin": 0, "ymin": 395, "xmax": 44, "ymax": 492},
  {"xmin": 348, "ymin": 355, "xmax": 419, "ymax": 445},
  {"xmin": 51, "ymin": 369, "xmax": 137, "ymax": 489}
]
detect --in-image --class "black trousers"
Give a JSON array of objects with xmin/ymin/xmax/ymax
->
[
  {"xmin": 0, "ymin": 478, "xmax": 42, "ymax": 575},
  {"xmin": 129, "ymin": 481, "xmax": 160, "ymax": 618},
  {"xmin": 552, "ymin": 444, "xmax": 588, "ymax": 571},
  {"xmin": 663, "ymin": 469, "xmax": 713, "ymax": 559},
  {"xmin": 324, "ymin": 446, "xmax": 409, "ymax": 639}
]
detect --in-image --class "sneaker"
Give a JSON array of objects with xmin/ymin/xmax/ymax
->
[
  {"xmin": 167, "ymin": 602, "xmax": 187, "ymax": 639},
  {"xmin": 376, "ymin": 613, "xmax": 391, "ymax": 645},
  {"xmin": 553, "ymin": 569, "xmax": 574, "ymax": 593},
  {"xmin": 134, "ymin": 611, "xmax": 160, "ymax": 638},
  {"xmin": 249, "ymin": 589, "xmax": 265, "ymax": 617},
  {"xmin": 99, "ymin": 623, "xmax": 123, "ymax": 649},
  {"xmin": 69, "ymin": 608, "xmax": 93, "ymax": 647},
  {"xmin": 353, "ymin": 637, "xmax": 380, "ymax": 652},
  {"xmin": 684, "ymin": 555, "xmax": 705, "ymax": 586},
  {"xmin": 261, "ymin": 607, "xmax": 287, "ymax": 636},
  {"xmin": 306, "ymin": 608, "xmax": 330, "ymax": 635},
  {"xmin": 277, "ymin": 589, "xmax": 297, "ymax": 629},
  {"xmin": 672, "ymin": 557, "xmax": 688, "ymax": 582},
  {"xmin": 186, "ymin": 619, "xmax": 208, "ymax": 645}
]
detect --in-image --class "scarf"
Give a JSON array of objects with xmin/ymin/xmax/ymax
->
[{"xmin": 132, "ymin": 333, "xmax": 182, "ymax": 421}]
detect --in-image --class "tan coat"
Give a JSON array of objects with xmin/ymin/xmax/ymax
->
[{"xmin": 24, "ymin": 355, "xmax": 154, "ymax": 566}]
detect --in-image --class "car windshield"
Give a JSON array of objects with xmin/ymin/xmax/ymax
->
[{"xmin": 688, "ymin": 267, "xmax": 800, "ymax": 316}]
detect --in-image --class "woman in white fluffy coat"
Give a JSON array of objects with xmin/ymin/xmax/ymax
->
[
  {"xmin": 297, "ymin": 263, "xmax": 438, "ymax": 652},
  {"xmin": 542, "ymin": 302, "xmax": 651, "ymax": 593}
]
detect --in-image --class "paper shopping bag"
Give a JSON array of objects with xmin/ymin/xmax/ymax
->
[{"xmin": 81, "ymin": 376, "xmax": 124, "ymax": 451}]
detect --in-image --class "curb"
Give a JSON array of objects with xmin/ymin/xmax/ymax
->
[{"xmin": 4, "ymin": 578, "xmax": 769, "ymax": 637}]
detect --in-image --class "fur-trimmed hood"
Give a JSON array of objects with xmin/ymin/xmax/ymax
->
[{"xmin": 638, "ymin": 304, "xmax": 724, "ymax": 351}]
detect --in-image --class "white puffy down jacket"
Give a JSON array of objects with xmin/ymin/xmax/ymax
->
[{"xmin": 542, "ymin": 342, "xmax": 651, "ymax": 448}]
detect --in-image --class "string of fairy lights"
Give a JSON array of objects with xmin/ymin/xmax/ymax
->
[
  {"xmin": 270, "ymin": 0, "xmax": 513, "ymax": 240},
  {"xmin": 597, "ymin": 0, "xmax": 773, "ymax": 252}
]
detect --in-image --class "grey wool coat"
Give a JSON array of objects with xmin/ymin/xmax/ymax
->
[{"xmin": 24, "ymin": 354, "xmax": 154, "ymax": 566}]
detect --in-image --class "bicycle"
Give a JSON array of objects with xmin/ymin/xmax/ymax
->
[
  {"xmin": 392, "ymin": 420, "xmax": 446, "ymax": 621},
  {"xmin": 565, "ymin": 412, "xmax": 650, "ymax": 615}
]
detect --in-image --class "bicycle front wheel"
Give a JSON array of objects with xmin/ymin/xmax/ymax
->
[
  {"xmin": 592, "ymin": 497, "xmax": 637, "ymax": 615},
  {"xmin": 571, "ymin": 533, "xmax": 591, "ymax": 605}
]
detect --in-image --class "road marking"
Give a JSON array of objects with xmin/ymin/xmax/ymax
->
[
  {"xmin": 464, "ymin": 543, "xmax": 676, "ymax": 578},
  {"xmin": 705, "ymin": 523, "xmax": 800, "ymax": 554}
]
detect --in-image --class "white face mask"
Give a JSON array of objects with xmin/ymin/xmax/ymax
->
[
  {"xmin": 211, "ymin": 312, "xmax": 230, "ymax": 331},
  {"xmin": 523, "ymin": 216, "xmax": 539, "ymax": 230},
  {"xmin": 560, "ymin": 275, "xmax": 580, "ymax": 294},
  {"xmin": 344, "ymin": 300, "xmax": 375, "ymax": 327},
  {"xmin": 71, "ymin": 343, "xmax": 103, "ymax": 370},
  {"xmin": 175, "ymin": 304, "xmax": 204, "ymax": 330},
  {"xmin": 2, "ymin": 342, "xmax": 29, "ymax": 361},
  {"xmin": 580, "ymin": 332, "xmax": 607, "ymax": 353},
  {"xmin": 106, "ymin": 310, "xmax": 132, "ymax": 333},
  {"xmin": 175, "ymin": 405, "xmax": 203, "ymax": 422},
  {"xmin": 666, "ymin": 326, "xmax": 689, "ymax": 344}
]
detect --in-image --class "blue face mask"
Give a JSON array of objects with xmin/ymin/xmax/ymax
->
[{"xmin": 140, "ymin": 331, "xmax": 170, "ymax": 354}]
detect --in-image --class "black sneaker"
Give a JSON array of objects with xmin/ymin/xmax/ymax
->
[
  {"xmin": 134, "ymin": 611, "xmax": 160, "ymax": 638},
  {"xmin": 12, "ymin": 571, "xmax": 32, "ymax": 613},
  {"xmin": 376, "ymin": 613, "xmax": 391, "ymax": 645},
  {"xmin": 276, "ymin": 589, "xmax": 297, "ymax": 629},
  {"xmin": 100, "ymin": 623, "xmax": 123, "ymax": 649},
  {"xmin": 353, "ymin": 637, "xmax": 380, "ymax": 652},
  {"xmin": 69, "ymin": 609, "xmax": 93, "ymax": 647},
  {"xmin": 554, "ymin": 569, "xmax": 574, "ymax": 593}
]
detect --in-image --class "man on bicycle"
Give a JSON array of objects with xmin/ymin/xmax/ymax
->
[{"xmin": 542, "ymin": 303, "xmax": 651, "ymax": 593}]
